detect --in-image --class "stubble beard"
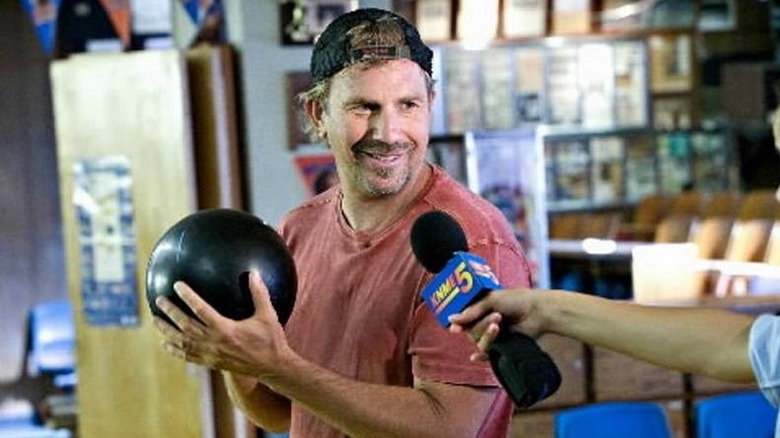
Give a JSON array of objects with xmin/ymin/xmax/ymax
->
[{"xmin": 356, "ymin": 164, "xmax": 412, "ymax": 197}]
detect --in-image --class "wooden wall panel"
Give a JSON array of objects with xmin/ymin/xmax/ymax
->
[
  {"xmin": 51, "ymin": 50, "xmax": 207, "ymax": 438},
  {"xmin": 185, "ymin": 43, "xmax": 251, "ymax": 438}
]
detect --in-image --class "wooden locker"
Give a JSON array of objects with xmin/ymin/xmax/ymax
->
[{"xmin": 51, "ymin": 50, "xmax": 208, "ymax": 438}]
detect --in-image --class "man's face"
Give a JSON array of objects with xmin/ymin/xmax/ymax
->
[{"xmin": 313, "ymin": 59, "xmax": 433, "ymax": 199}]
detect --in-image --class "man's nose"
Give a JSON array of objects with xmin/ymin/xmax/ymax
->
[{"xmin": 369, "ymin": 110, "xmax": 402, "ymax": 144}]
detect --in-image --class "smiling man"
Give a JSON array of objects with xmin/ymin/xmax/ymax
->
[{"xmin": 153, "ymin": 8, "xmax": 533, "ymax": 438}]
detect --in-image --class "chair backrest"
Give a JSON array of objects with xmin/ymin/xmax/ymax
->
[
  {"xmin": 703, "ymin": 191, "xmax": 743, "ymax": 218},
  {"xmin": 549, "ymin": 213, "xmax": 583, "ymax": 240},
  {"xmin": 739, "ymin": 190, "xmax": 779, "ymax": 221},
  {"xmin": 633, "ymin": 193, "xmax": 673, "ymax": 225},
  {"xmin": 765, "ymin": 221, "xmax": 780, "ymax": 265},
  {"xmin": 670, "ymin": 191, "xmax": 708, "ymax": 217},
  {"xmin": 579, "ymin": 212, "xmax": 622, "ymax": 239},
  {"xmin": 654, "ymin": 215, "xmax": 695, "ymax": 243},
  {"xmin": 27, "ymin": 299, "xmax": 76, "ymax": 379},
  {"xmin": 555, "ymin": 401, "xmax": 673, "ymax": 438},
  {"xmin": 722, "ymin": 219, "xmax": 775, "ymax": 262},
  {"xmin": 694, "ymin": 391, "xmax": 776, "ymax": 438},
  {"xmin": 690, "ymin": 217, "xmax": 734, "ymax": 259}
]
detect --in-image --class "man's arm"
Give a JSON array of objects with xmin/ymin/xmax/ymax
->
[
  {"xmin": 259, "ymin": 355, "xmax": 499, "ymax": 438},
  {"xmin": 154, "ymin": 272, "xmax": 499, "ymax": 438},
  {"xmin": 450, "ymin": 289, "xmax": 756, "ymax": 383},
  {"xmin": 222, "ymin": 372, "xmax": 291, "ymax": 432}
]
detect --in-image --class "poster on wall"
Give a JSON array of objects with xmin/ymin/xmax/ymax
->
[
  {"xmin": 293, "ymin": 151, "xmax": 338, "ymax": 197},
  {"xmin": 443, "ymin": 48, "xmax": 482, "ymax": 133},
  {"xmin": 19, "ymin": 0, "xmax": 61, "ymax": 54},
  {"xmin": 480, "ymin": 48, "xmax": 515, "ymax": 130},
  {"xmin": 279, "ymin": 0, "xmax": 352, "ymax": 45},
  {"xmin": 73, "ymin": 156, "xmax": 139, "ymax": 327},
  {"xmin": 546, "ymin": 46, "xmax": 581, "ymax": 125},
  {"xmin": 514, "ymin": 46, "xmax": 545, "ymax": 125},
  {"xmin": 464, "ymin": 129, "xmax": 549, "ymax": 288}
]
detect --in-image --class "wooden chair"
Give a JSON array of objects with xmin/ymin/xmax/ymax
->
[
  {"xmin": 690, "ymin": 217, "xmax": 735, "ymax": 260},
  {"xmin": 738, "ymin": 189, "xmax": 779, "ymax": 221},
  {"xmin": 549, "ymin": 213, "xmax": 584, "ymax": 240},
  {"xmin": 685, "ymin": 216, "xmax": 736, "ymax": 296},
  {"xmin": 741, "ymin": 221, "xmax": 780, "ymax": 295},
  {"xmin": 651, "ymin": 191, "xmax": 707, "ymax": 243},
  {"xmin": 764, "ymin": 221, "xmax": 780, "ymax": 265},
  {"xmin": 669, "ymin": 191, "xmax": 707, "ymax": 217},
  {"xmin": 620, "ymin": 194, "xmax": 672, "ymax": 241},
  {"xmin": 702, "ymin": 191, "xmax": 743, "ymax": 218},
  {"xmin": 713, "ymin": 218, "xmax": 775, "ymax": 296},
  {"xmin": 653, "ymin": 215, "xmax": 694, "ymax": 243},
  {"xmin": 579, "ymin": 212, "xmax": 622, "ymax": 239}
]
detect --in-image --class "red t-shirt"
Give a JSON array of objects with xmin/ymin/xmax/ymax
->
[{"xmin": 278, "ymin": 165, "xmax": 533, "ymax": 437}]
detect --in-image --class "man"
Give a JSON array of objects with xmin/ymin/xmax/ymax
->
[{"xmin": 153, "ymin": 8, "xmax": 533, "ymax": 438}]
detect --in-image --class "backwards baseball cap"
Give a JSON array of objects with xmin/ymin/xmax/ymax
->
[{"xmin": 310, "ymin": 8, "xmax": 433, "ymax": 83}]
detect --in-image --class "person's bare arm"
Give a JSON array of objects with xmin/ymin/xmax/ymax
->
[
  {"xmin": 222, "ymin": 372, "xmax": 291, "ymax": 432},
  {"xmin": 450, "ymin": 289, "xmax": 755, "ymax": 383},
  {"xmin": 154, "ymin": 272, "xmax": 499, "ymax": 438}
]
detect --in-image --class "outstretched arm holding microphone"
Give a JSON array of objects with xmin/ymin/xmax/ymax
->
[{"xmin": 448, "ymin": 289, "xmax": 756, "ymax": 383}]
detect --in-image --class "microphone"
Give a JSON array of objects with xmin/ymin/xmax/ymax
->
[{"xmin": 410, "ymin": 210, "xmax": 561, "ymax": 409}]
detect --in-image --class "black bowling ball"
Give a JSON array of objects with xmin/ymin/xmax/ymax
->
[{"xmin": 145, "ymin": 208, "xmax": 297, "ymax": 324}]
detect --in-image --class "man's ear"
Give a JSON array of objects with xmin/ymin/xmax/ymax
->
[{"xmin": 304, "ymin": 99, "xmax": 327, "ymax": 138}]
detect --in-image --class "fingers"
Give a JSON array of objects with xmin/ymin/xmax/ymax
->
[
  {"xmin": 468, "ymin": 322, "xmax": 500, "ymax": 362},
  {"xmin": 153, "ymin": 285, "xmax": 213, "ymax": 362},
  {"xmin": 171, "ymin": 281, "xmax": 222, "ymax": 328},
  {"xmin": 247, "ymin": 271, "xmax": 279, "ymax": 321},
  {"xmin": 475, "ymin": 321, "xmax": 500, "ymax": 353},
  {"xmin": 447, "ymin": 299, "xmax": 491, "ymax": 326},
  {"xmin": 152, "ymin": 314, "xmax": 198, "ymax": 362}
]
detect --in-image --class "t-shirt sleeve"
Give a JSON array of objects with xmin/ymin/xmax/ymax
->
[
  {"xmin": 407, "ymin": 242, "xmax": 532, "ymax": 386},
  {"xmin": 749, "ymin": 313, "xmax": 780, "ymax": 407}
]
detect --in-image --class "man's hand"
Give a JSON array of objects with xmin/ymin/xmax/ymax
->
[{"xmin": 152, "ymin": 271, "xmax": 293, "ymax": 378}]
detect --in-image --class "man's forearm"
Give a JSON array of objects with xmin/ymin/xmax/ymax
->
[
  {"xmin": 222, "ymin": 372, "xmax": 291, "ymax": 432},
  {"xmin": 546, "ymin": 291, "xmax": 756, "ymax": 382},
  {"xmin": 258, "ymin": 350, "xmax": 498, "ymax": 438}
]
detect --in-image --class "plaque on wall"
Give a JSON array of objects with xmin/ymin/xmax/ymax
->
[
  {"xmin": 279, "ymin": 0, "xmax": 352, "ymax": 45},
  {"xmin": 649, "ymin": 33, "xmax": 693, "ymax": 93},
  {"xmin": 514, "ymin": 46, "xmax": 545, "ymax": 124},
  {"xmin": 415, "ymin": 0, "xmax": 452, "ymax": 42},
  {"xmin": 502, "ymin": 0, "xmax": 547, "ymax": 39}
]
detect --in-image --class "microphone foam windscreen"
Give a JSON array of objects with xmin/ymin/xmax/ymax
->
[{"xmin": 410, "ymin": 210, "xmax": 468, "ymax": 273}]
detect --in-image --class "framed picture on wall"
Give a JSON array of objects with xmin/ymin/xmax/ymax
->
[
  {"xmin": 698, "ymin": 0, "xmax": 736, "ymax": 32},
  {"xmin": 415, "ymin": 0, "xmax": 452, "ymax": 42},
  {"xmin": 648, "ymin": 33, "xmax": 693, "ymax": 93},
  {"xmin": 279, "ymin": 0, "xmax": 352, "ymax": 45},
  {"xmin": 286, "ymin": 71, "xmax": 313, "ymax": 149}
]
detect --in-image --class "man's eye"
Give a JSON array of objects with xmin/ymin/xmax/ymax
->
[
  {"xmin": 401, "ymin": 101, "xmax": 420, "ymax": 111},
  {"xmin": 350, "ymin": 104, "xmax": 373, "ymax": 114}
]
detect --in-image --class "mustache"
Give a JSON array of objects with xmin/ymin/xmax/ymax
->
[{"xmin": 353, "ymin": 140, "xmax": 413, "ymax": 154}]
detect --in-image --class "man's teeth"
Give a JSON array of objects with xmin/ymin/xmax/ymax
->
[{"xmin": 366, "ymin": 152, "xmax": 398, "ymax": 161}]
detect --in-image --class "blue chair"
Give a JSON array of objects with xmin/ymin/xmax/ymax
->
[
  {"xmin": 555, "ymin": 401, "xmax": 673, "ymax": 438},
  {"xmin": 695, "ymin": 391, "xmax": 776, "ymax": 438},
  {"xmin": 27, "ymin": 299, "xmax": 77, "ymax": 390},
  {"xmin": 0, "ymin": 299, "xmax": 76, "ymax": 438}
]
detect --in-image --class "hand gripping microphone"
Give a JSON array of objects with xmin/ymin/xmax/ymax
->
[{"xmin": 410, "ymin": 210, "xmax": 561, "ymax": 409}]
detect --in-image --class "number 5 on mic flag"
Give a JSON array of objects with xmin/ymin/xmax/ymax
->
[{"xmin": 421, "ymin": 252, "xmax": 499, "ymax": 327}]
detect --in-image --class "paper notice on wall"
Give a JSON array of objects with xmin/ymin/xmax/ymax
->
[{"xmin": 73, "ymin": 156, "xmax": 139, "ymax": 327}]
